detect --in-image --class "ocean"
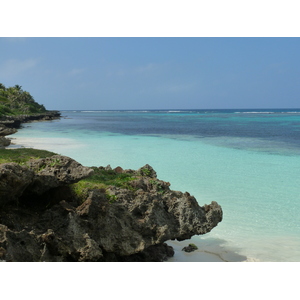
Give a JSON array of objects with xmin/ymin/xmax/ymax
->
[{"xmin": 9, "ymin": 109, "xmax": 300, "ymax": 262}]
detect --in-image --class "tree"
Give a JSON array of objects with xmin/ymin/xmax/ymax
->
[{"xmin": 14, "ymin": 84, "xmax": 22, "ymax": 91}]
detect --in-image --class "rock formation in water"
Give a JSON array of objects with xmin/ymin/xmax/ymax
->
[
  {"xmin": 0, "ymin": 124, "xmax": 16, "ymax": 148},
  {"xmin": 0, "ymin": 156, "xmax": 223, "ymax": 262}
]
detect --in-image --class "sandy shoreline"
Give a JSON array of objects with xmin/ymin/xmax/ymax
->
[
  {"xmin": 8, "ymin": 136, "xmax": 251, "ymax": 262},
  {"xmin": 9, "ymin": 136, "xmax": 85, "ymax": 151}
]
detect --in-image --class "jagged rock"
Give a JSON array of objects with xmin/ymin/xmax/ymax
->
[
  {"xmin": 0, "ymin": 124, "xmax": 17, "ymax": 136},
  {"xmin": 0, "ymin": 137, "xmax": 11, "ymax": 148},
  {"xmin": 0, "ymin": 163, "xmax": 35, "ymax": 205},
  {"xmin": 0, "ymin": 227, "xmax": 41, "ymax": 262},
  {"xmin": 0, "ymin": 155, "xmax": 93, "ymax": 205},
  {"xmin": 0, "ymin": 111, "xmax": 60, "ymax": 149},
  {"xmin": 136, "ymin": 164, "xmax": 157, "ymax": 178},
  {"xmin": 113, "ymin": 166, "xmax": 124, "ymax": 174},
  {"xmin": 0, "ymin": 162, "xmax": 223, "ymax": 262},
  {"xmin": 182, "ymin": 243, "xmax": 198, "ymax": 252},
  {"xmin": 117, "ymin": 243, "xmax": 175, "ymax": 262},
  {"xmin": 0, "ymin": 111, "xmax": 61, "ymax": 129},
  {"xmin": 25, "ymin": 155, "xmax": 94, "ymax": 195},
  {"xmin": 105, "ymin": 184, "xmax": 222, "ymax": 246}
]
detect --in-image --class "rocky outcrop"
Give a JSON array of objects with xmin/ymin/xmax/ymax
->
[
  {"xmin": 0, "ymin": 124, "xmax": 17, "ymax": 148},
  {"xmin": 25, "ymin": 155, "xmax": 94, "ymax": 195},
  {"xmin": 0, "ymin": 157, "xmax": 223, "ymax": 262},
  {"xmin": 0, "ymin": 163, "xmax": 35, "ymax": 204},
  {"xmin": 0, "ymin": 111, "xmax": 61, "ymax": 129},
  {"xmin": 0, "ymin": 111, "xmax": 60, "ymax": 148},
  {"xmin": 182, "ymin": 243, "xmax": 198, "ymax": 252},
  {"xmin": 0, "ymin": 137, "xmax": 11, "ymax": 148},
  {"xmin": 0, "ymin": 124, "xmax": 17, "ymax": 136},
  {"xmin": 0, "ymin": 156, "xmax": 93, "ymax": 206}
]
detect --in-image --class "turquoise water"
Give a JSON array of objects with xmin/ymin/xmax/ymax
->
[{"xmin": 9, "ymin": 110, "xmax": 300, "ymax": 261}]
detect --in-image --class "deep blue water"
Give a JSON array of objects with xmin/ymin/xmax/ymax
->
[{"xmin": 58, "ymin": 109, "xmax": 300, "ymax": 155}]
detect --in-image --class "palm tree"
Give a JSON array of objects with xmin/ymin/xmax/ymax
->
[{"xmin": 14, "ymin": 84, "xmax": 22, "ymax": 91}]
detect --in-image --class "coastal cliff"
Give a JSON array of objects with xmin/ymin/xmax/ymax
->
[{"xmin": 0, "ymin": 152, "xmax": 223, "ymax": 262}]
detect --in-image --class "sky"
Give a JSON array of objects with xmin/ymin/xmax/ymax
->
[{"xmin": 1, "ymin": 37, "xmax": 300, "ymax": 110}]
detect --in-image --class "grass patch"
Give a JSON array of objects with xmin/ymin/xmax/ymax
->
[
  {"xmin": 71, "ymin": 167, "xmax": 137, "ymax": 202},
  {"xmin": 0, "ymin": 148, "xmax": 138, "ymax": 204},
  {"xmin": 149, "ymin": 179, "xmax": 165, "ymax": 193},
  {"xmin": 0, "ymin": 148, "xmax": 57, "ymax": 165}
]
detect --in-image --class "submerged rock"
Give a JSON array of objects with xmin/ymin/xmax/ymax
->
[
  {"xmin": 182, "ymin": 243, "xmax": 198, "ymax": 252},
  {"xmin": 0, "ymin": 158, "xmax": 223, "ymax": 262}
]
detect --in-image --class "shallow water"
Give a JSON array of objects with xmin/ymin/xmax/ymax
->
[{"xmin": 9, "ymin": 109, "xmax": 300, "ymax": 261}]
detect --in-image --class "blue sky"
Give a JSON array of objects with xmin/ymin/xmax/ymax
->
[{"xmin": 1, "ymin": 37, "xmax": 300, "ymax": 110}]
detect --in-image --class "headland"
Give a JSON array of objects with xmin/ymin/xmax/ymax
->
[{"xmin": 0, "ymin": 111, "xmax": 223, "ymax": 262}]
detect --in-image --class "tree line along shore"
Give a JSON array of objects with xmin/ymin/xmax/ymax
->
[{"xmin": 0, "ymin": 83, "xmax": 60, "ymax": 148}]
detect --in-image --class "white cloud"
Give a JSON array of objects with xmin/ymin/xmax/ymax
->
[{"xmin": 0, "ymin": 58, "xmax": 39, "ymax": 78}]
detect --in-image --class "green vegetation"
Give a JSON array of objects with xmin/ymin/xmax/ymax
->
[
  {"xmin": 140, "ymin": 167, "xmax": 151, "ymax": 176},
  {"xmin": 106, "ymin": 193, "xmax": 118, "ymax": 203},
  {"xmin": 29, "ymin": 157, "xmax": 63, "ymax": 173},
  {"xmin": 0, "ymin": 148, "xmax": 57, "ymax": 165},
  {"xmin": 149, "ymin": 179, "xmax": 164, "ymax": 193},
  {"xmin": 71, "ymin": 167, "xmax": 137, "ymax": 203},
  {"xmin": 0, "ymin": 148, "xmax": 137, "ymax": 204},
  {"xmin": 0, "ymin": 83, "xmax": 47, "ymax": 117}
]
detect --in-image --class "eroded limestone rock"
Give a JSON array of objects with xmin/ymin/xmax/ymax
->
[
  {"xmin": 0, "ymin": 124, "xmax": 17, "ymax": 137},
  {"xmin": 0, "ymin": 137, "xmax": 11, "ymax": 148},
  {"xmin": 0, "ymin": 163, "xmax": 35, "ymax": 205},
  {"xmin": 0, "ymin": 161, "xmax": 223, "ymax": 262},
  {"xmin": 25, "ymin": 155, "xmax": 94, "ymax": 195}
]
